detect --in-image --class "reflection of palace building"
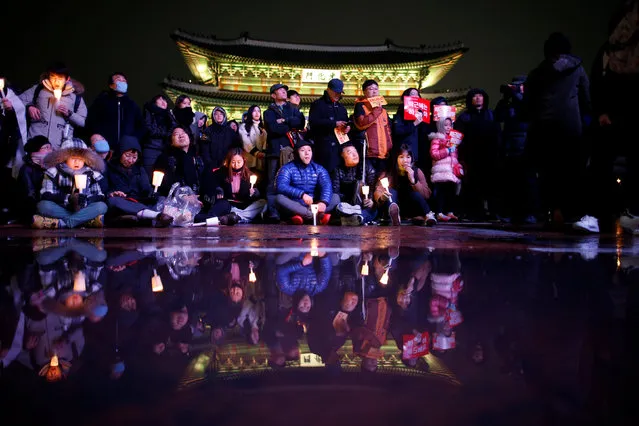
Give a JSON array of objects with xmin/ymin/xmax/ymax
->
[{"xmin": 164, "ymin": 30, "xmax": 469, "ymax": 120}]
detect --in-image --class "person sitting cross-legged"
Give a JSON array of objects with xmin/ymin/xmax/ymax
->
[
  {"xmin": 33, "ymin": 138, "xmax": 108, "ymax": 229},
  {"xmin": 104, "ymin": 135, "xmax": 173, "ymax": 227},
  {"xmin": 275, "ymin": 138, "xmax": 338, "ymax": 225}
]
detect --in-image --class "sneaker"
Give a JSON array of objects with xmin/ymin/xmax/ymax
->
[
  {"xmin": 572, "ymin": 215, "xmax": 599, "ymax": 233},
  {"xmin": 446, "ymin": 212, "xmax": 459, "ymax": 222},
  {"xmin": 31, "ymin": 215, "xmax": 59, "ymax": 229},
  {"xmin": 153, "ymin": 213, "xmax": 174, "ymax": 228},
  {"xmin": 219, "ymin": 212, "xmax": 240, "ymax": 226},
  {"xmin": 337, "ymin": 202, "xmax": 362, "ymax": 216},
  {"xmin": 289, "ymin": 215, "xmax": 304, "ymax": 225},
  {"xmin": 86, "ymin": 215, "xmax": 104, "ymax": 228},
  {"xmin": 425, "ymin": 211, "xmax": 437, "ymax": 226},
  {"xmin": 319, "ymin": 213, "xmax": 331, "ymax": 225},
  {"xmin": 436, "ymin": 213, "xmax": 450, "ymax": 222},
  {"xmin": 341, "ymin": 214, "xmax": 363, "ymax": 226},
  {"xmin": 389, "ymin": 203, "xmax": 401, "ymax": 226},
  {"xmin": 620, "ymin": 211, "xmax": 639, "ymax": 235}
]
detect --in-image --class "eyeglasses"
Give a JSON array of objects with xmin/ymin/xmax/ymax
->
[{"xmin": 122, "ymin": 152, "xmax": 138, "ymax": 159}]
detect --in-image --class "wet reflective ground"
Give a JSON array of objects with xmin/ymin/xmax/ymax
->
[{"xmin": 0, "ymin": 225, "xmax": 638, "ymax": 426}]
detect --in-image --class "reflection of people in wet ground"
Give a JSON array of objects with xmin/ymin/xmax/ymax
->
[
  {"xmin": 428, "ymin": 251, "xmax": 464, "ymax": 353},
  {"xmin": 276, "ymin": 251, "xmax": 332, "ymax": 297},
  {"xmin": 352, "ymin": 297, "xmax": 392, "ymax": 373}
]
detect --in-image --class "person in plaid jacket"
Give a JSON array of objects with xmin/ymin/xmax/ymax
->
[{"xmin": 33, "ymin": 138, "xmax": 107, "ymax": 228}]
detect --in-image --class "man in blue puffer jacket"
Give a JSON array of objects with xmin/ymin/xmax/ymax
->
[{"xmin": 275, "ymin": 138, "xmax": 338, "ymax": 224}]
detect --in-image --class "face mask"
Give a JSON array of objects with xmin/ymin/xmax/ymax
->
[
  {"xmin": 31, "ymin": 152, "xmax": 47, "ymax": 166},
  {"xmin": 231, "ymin": 167, "xmax": 243, "ymax": 173},
  {"xmin": 114, "ymin": 81, "xmax": 128, "ymax": 94}
]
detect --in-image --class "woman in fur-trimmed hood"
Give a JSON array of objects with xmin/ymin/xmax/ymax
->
[{"xmin": 34, "ymin": 138, "xmax": 107, "ymax": 229}]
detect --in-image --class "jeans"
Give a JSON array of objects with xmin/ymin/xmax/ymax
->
[
  {"xmin": 231, "ymin": 199, "xmax": 267, "ymax": 222},
  {"xmin": 275, "ymin": 193, "xmax": 339, "ymax": 219},
  {"xmin": 37, "ymin": 200, "xmax": 108, "ymax": 228}
]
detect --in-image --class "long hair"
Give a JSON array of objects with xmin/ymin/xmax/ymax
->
[
  {"xmin": 223, "ymin": 147, "xmax": 251, "ymax": 183},
  {"xmin": 174, "ymin": 95, "xmax": 191, "ymax": 108},
  {"xmin": 400, "ymin": 87, "xmax": 421, "ymax": 102},
  {"xmin": 387, "ymin": 143, "xmax": 414, "ymax": 187},
  {"xmin": 244, "ymin": 105, "xmax": 262, "ymax": 134}
]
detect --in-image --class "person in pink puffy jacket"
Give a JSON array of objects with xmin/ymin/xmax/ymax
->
[{"xmin": 429, "ymin": 118, "xmax": 463, "ymax": 222}]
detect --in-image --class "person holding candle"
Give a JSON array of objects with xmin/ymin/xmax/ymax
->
[
  {"xmin": 202, "ymin": 147, "xmax": 267, "ymax": 223},
  {"xmin": 374, "ymin": 144, "xmax": 435, "ymax": 226},
  {"xmin": 0, "ymin": 76, "xmax": 28, "ymax": 178},
  {"xmin": 19, "ymin": 63, "xmax": 87, "ymax": 151},
  {"xmin": 104, "ymin": 135, "xmax": 173, "ymax": 227},
  {"xmin": 32, "ymin": 138, "xmax": 107, "ymax": 229},
  {"xmin": 332, "ymin": 142, "xmax": 378, "ymax": 226},
  {"xmin": 274, "ymin": 138, "xmax": 336, "ymax": 225}
]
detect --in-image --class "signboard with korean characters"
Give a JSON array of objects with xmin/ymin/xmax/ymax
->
[{"xmin": 301, "ymin": 69, "xmax": 341, "ymax": 83}]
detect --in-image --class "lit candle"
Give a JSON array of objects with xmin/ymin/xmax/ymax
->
[
  {"xmin": 310, "ymin": 204, "xmax": 319, "ymax": 226},
  {"xmin": 53, "ymin": 89, "xmax": 62, "ymax": 101},
  {"xmin": 50, "ymin": 354, "xmax": 59, "ymax": 367},
  {"xmin": 74, "ymin": 174, "xmax": 87, "ymax": 193},
  {"xmin": 379, "ymin": 269, "xmax": 389, "ymax": 285},
  {"xmin": 361, "ymin": 260, "xmax": 369, "ymax": 276},
  {"xmin": 0, "ymin": 78, "xmax": 4, "ymax": 99},
  {"xmin": 151, "ymin": 269, "xmax": 163, "ymax": 292},
  {"xmin": 380, "ymin": 177, "xmax": 389, "ymax": 189},
  {"xmin": 249, "ymin": 266, "xmax": 257, "ymax": 283},
  {"xmin": 152, "ymin": 171, "xmax": 164, "ymax": 192},
  {"xmin": 361, "ymin": 185, "xmax": 369, "ymax": 199},
  {"xmin": 73, "ymin": 271, "xmax": 86, "ymax": 292},
  {"xmin": 310, "ymin": 239, "xmax": 319, "ymax": 257},
  {"xmin": 249, "ymin": 174, "xmax": 257, "ymax": 189}
]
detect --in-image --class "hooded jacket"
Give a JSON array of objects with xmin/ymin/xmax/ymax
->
[
  {"xmin": 17, "ymin": 154, "xmax": 46, "ymax": 220},
  {"xmin": 190, "ymin": 112, "xmax": 208, "ymax": 145},
  {"xmin": 19, "ymin": 80, "xmax": 87, "ymax": 150},
  {"xmin": 494, "ymin": 86, "xmax": 528, "ymax": 157},
  {"xmin": 40, "ymin": 139, "xmax": 106, "ymax": 207},
  {"xmin": 201, "ymin": 107, "xmax": 240, "ymax": 169},
  {"xmin": 525, "ymin": 54, "xmax": 591, "ymax": 136},
  {"xmin": 142, "ymin": 100, "xmax": 176, "ymax": 152},
  {"xmin": 86, "ymin": 90, "xmax": 144, "ymax": 152},
  {"xmin": 429, "ymin": 132, "xmax": 461, "ymax": 184},
  {"xmin": 105, "ymin": 136, "xmax": 153, "ymax": 200}
]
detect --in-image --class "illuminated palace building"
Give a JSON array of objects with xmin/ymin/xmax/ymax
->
[{"xmin": 163, "ymin": 30, "xmax": 469, "ymax": 120}]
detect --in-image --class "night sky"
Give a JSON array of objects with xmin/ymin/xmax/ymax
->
[{"xmin": 4, "ymin": 0, "xmax": 619, "ymax": 108}]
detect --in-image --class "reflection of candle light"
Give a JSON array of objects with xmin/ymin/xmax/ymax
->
[
  {"xmin": 74, "ymin": 174, "xmax": 87, "ymax": 193},
  {"xmin": 310, "ymin": 239, "xmax": 319, "ymax": 257},
  {"xmin": 53, "ymin": 89, "xmax": 62, "ymax": 101},
  {"xmin": 362, "ymin": 185, "xmax": 370, "ymax": 199},
  {"xmin": 617, "ymin": 178, "xmax": 621, "ymax": 184},
  {"xmin": 249, "ymin": 267, "xmax": 257, "ymax": 283},
  {"xmin": 73, "ymin": 271, "xmax": 86, "ymax": 292},
  {"xmin": 152, "ymin": 171, "xmax": 164, "ymax": 192},
  {"xmin": 310, "ymin": 204, "xmax": 319, "ymax": 226},
  {"xmin": 151, "ymin": 269, "xmax": 163, "ymax": 292},
  {"xmin": 249, "ymin": 175, "xmax": 257, "ymax": 189},
  {"xmin": 50, "ymin": 354, "xmax": 59, "ymax": 367},
  {"xmin": 361, "ymin": 260, "xmax": 369, "ymax": 276},
  {"xmin": 379, "ymin": 269, "xmax": 389, "ymax": 285}
]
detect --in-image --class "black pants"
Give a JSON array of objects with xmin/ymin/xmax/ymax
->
[
  {"xmin": 194, "ymin": 199, "xmax": 231, "ymax": 223},
  {"xmin": 433, "ymin": 182, "xmax": 458, "ymax": 215},
  {"xmin": 499, "ymin": 155, "xmax": 539, "ymax": 220}
]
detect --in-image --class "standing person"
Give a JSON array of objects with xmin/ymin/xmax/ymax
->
[
  {"xmin": 190, "ymin": 112, "xmax": 208, "ymax": 148},
  {"xmin": 142, "ymin": 94, "xmax": 176, "ymax": 177},
  {"xmin": 429, "ymin": 118, "xmax": 462, "ymax": 222},
  {"xmin": 354, "ymin": 80, "xmax": 393, "ymax": 176},
  {"xmin": 201, "ymin": 106, "xmax": 239, "ymax": 170},
  {"xmin": 86, "ymin": 72, "xmax": 144, "ymax": 153},
  {"xmin": 19, "ymin": 62, "xmax": 87, "ymax": 151},
  {"xmin": 374, "ymin": 144, "xmax": 435, "ymax": 226},
  {"xmin": 274, "ymin": 139, "xmax": 336, "ymax": 225},
  {"xmin": 454, "ymin": 88, "xmax": 501, "ymax": 221},
  {"xmin": 525, "ymin": 32, "xmax": 596, "ymax": 231},
  {"xmin": 393, "ymin": 88, "xmax": 425, "ymax": 168},
  {"xmin": 308, "ymin": 79, "xmax": 349, "ymax": 175},
  {"xmin": 494, "ymin": 76, "xmax": 537, "ymax": 224},
  {"xmin": 1, "ymin": 76, "xmax": 28, "ymax": 176},
  {"xmin": 238, "ymin": 105, "xmax": 267, "ymax": 172},
  {"xmin": 287, "ymin": 89, "xmax": 301, "ymax": 109},
  {"xmin": 228, "ymin": 120, "xmax": 239, "ymax": 133},
  {"xmin": 172, "ymin": 95, "xmax": 195, "ymax": 129},
  {"xmin": 418, "ymin": 96, "xmax": 447, "ymax": 179},
  {"xmin": 33, "ymin": 139, "xmax": 107, "ymax": 229}
]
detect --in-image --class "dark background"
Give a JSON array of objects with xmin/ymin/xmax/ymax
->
[{"xmin": 3, "ymin": 0, "xmax": 619, "ymax": 108}]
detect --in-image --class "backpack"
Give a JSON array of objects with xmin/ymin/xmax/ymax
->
[{"xmin": 32, "ymin": 83, "xmax": 83, "ymax": 113}]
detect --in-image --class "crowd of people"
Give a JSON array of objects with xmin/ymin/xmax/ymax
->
[{"xmin": 1, "ymin": 20, "xmax": 638, "ymax": 233}]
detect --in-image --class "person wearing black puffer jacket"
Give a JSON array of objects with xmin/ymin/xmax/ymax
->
[
  {"xmin": 454, "ymin": 88, "xmax": 501, "ymax": 220},
  {"xmin": 201, "ymin": 106, "xmax": 240, "ymax": 170},
  {"xmin": 142, "ymin": 94, "xmax": 177, "ymax": 177},
  {"xmin": 104, "ymin": 135, "xmax": 173, "ymax": 227}
]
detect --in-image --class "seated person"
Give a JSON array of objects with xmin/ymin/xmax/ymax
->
[
  {"xmin": 104, "ymin": 135, "xmax": 173, "ymax": 227},
  {"xmin": 17, "ymin": 136, "xmax": 52, "ymax": 224},
  {"xmin": 374, "ymin": 144, "xmax": 435, "ymax": 226},
  {"xmin": 332, "ymin": 142, "xmax": 378, "ymax": 226},
  {"xmin": 274, "ymin": 139, "xmax": 337, "ymax": 224},
  {"xmin": 33, "ymin": 138, "xmax": 107, "ymax": 229},
  {"xmin": 202, "ymin": 147, "xmax": 266, "ymax": 223},
  {"xmin": 154, "ymin": 126, "xmax": 239, "ymax": 226},
  {"xmin": 89, "ymin": 134, "xmax": 112, "ymax": 162}
]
